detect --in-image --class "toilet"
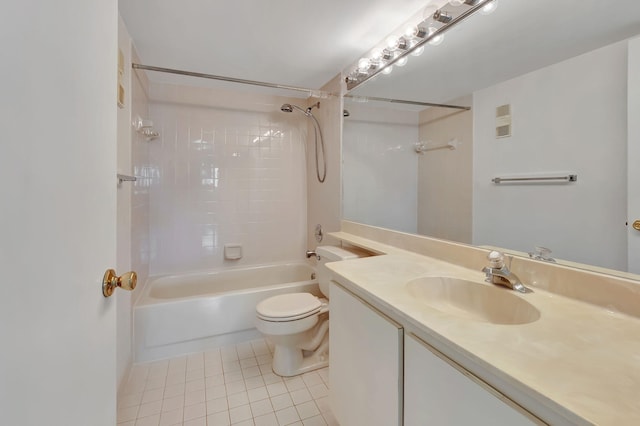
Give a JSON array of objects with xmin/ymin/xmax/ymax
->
[{"xmin": 255, "ymin": 245, "xmax": 366, "ymax": 377}]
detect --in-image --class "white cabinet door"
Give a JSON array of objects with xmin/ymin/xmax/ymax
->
[
  {"xmin": 330, "ymin": 282, "xmax": 403, "ymax": 426},
  {"xmin": 405, "ymin": 333, "xmax": 537, "ymax": 426}
]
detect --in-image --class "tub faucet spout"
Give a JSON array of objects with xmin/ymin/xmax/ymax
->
[{"xmin": 306, "ymin": 250, "xmax": 320, "ymax": 260}]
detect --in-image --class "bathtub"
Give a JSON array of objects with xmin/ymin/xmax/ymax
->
[{"xmin": 134, "ymin": 262, "xmax": 319, "ymax": 362}]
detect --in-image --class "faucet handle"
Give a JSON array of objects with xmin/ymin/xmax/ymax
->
[{"xmin": 487, "ymin": 250, "xmax": 505, "ymax": 268}]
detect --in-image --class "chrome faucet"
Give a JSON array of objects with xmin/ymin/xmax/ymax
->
[
  {"xmin": 482, "ymin": 251, "xmax": 529, "ymax": 293},
  {"xmin": 306, "ymin": 250, "xmax": 320, "ymax": 260},
  {"xmin": 528, "ymin": 246, "xmax": 556, "ymax": 263}
]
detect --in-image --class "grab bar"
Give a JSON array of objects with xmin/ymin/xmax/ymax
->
[{"xmin": 492, "ymin": 174, "xmax": 577, "ymax": 184}]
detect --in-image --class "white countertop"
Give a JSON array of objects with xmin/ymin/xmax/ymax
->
[{"xmin": 326, "ymin": 233, "xmax": 640, "ymax": 425}]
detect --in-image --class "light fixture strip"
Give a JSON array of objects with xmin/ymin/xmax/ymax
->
[{"xmin": 346, "ymin": 0, "xmax": 496, "ymax": 91}]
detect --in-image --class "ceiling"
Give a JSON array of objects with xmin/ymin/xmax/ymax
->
[
  {"xmin": 350, "ymin": 0, "xmax": 640, "ymax": 105},
  {"xmin": 118, "ymin": 0, "xmax": 433, "ymax": 95},
  {"xmin": 120, "ymin": 1, "xmax": 640, "ymax": 101}
]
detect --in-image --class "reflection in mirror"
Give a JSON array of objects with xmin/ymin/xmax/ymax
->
[{"xmin": 342, "ymin": 0, "xmax": 640, "ymax": 276}]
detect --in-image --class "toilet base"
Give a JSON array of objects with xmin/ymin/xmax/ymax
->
[{"xmin": 272, "ymin": 342, "xmax": 329, "ymax": 377}]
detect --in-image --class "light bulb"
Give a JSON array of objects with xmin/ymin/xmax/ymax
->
[
  {"xmin": 386, "ymin": 35, "xmax": 400, "ymax": 50},
  {"xmin": 480, "ymin": 0, "xmax": 498, "ymax": 15},
  {"xmin": 396, "ymin": 56, "xmax": 408, "ymax": 67},
  {"xmin": 411, "ymin": 45, "xmax": 425, "ymax": 57},
  {"xmin": 405, "ymin": 26, "xmax": 418, "ymax": 39},
  {"xmin": 423, "ymin": 5, "xmax": 438, "ymax": 20},
  {"xmin": 427, "ymin": 27, "xmax": 444, "ymax": 46},
  {"xmin": 358, "ymin": 58, "xmax": 370, "ymax": 71},
  {"xmin": 381, "ymin": 66, "xmax": 393, "ymax": 75}
]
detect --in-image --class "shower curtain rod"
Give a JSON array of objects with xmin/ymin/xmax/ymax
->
[
  {"xmin": 344, "ymin": 94, "xmax": 470, "ymax": 110},
  {"xmin": 133, "ymin": 63, "xmax": 470, "ymax": 110},
  {"xmin": 132, "ymin": 63, "xmax": 328, "ymax": 96}
]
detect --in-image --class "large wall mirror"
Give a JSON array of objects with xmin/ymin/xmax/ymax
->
[{"xmin": 343, "ymin": 0, "xmax": 640, "ymax": 276}]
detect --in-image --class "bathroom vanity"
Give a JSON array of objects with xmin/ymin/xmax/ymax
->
[{"xmin": 326, "ymin": 222, "xmax": 640, "ymax": 426}]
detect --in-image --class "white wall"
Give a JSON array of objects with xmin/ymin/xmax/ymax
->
[
  {"xmin": 307, "ymin": 75, "xmax": 345, "ymax": 248},
  {"xmin": 418, "ymin": 97, "xmax": 473, "ymax": 243},
  {"xmin": 147, "ymin": 84, "xmax": 308, "ymax": 275},
  {"xmin": 342, "ymin": 103, "xmax": 419, "ymax": 233},
  {"xmin": 473, "ymin": 41, "xmax": 628, "ymax": 270},
  {"xmin": 116, "ymin": 17, "xmax": 152, "ymax": 393}
]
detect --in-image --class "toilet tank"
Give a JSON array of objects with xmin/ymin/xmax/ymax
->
[{"xmin": 315, "ymin": 246, "xmax": 368, "ymax": 298}]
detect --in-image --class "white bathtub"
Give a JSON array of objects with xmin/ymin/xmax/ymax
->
[{"xmin": 134, "ymin": 262, "xmax": 319, "ymax": 362}]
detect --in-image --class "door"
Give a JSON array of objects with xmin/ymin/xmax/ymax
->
[
  {"xmin": 0, "ymin": 1, "xmax": 118, "ymax": 425},
  {"xmin": 629, "ymin": 37, "xmax": 640, "ymax": 274}
]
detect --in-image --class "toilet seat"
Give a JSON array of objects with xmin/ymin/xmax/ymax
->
[{"xmin": 256, "ymin": 293, "xmax": 322, "ymax": 322}]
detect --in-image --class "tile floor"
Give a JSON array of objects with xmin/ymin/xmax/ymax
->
[{"xmin": 117, "ymin": 339, "xmax": 338, "ymax": 426}]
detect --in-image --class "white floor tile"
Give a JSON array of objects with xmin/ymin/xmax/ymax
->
[
  {"xmin": 207, "ymin": 384, "xmax": 228, "ymax": 400},
  {"xmin": 229, "ymin": 404, "xmax": 253, "ymax": 423},
  {"xmin": 253, "ymin": 412, "xmax": 279, "ymax": 426},
  {"xmin": 186, "ymin": 378, "xmax": 206, "ymax": 393},
  {"xmin": 163, "ymin": 383, "xmax": 185, "ymax": 399},
  {"xmin": 266, "ymin": 382, "xmax": 288, "ymax": 398},
  {"xmin": 247, "ymin": 386, "xmax": 269, "ymax": 403},
  {"xmin": 232, "ymin": 420, "xmax": 255, "ymax": 426},
  {"xmin": 119, "ymin": 340, "xmax": 335, "ymax": 426},
  {"xmin": 270, "ymin": 393, "xmax": 294, "ymax": 411},
  {"xmin": 301, "ymin": 415, "xmax": 327, "ymax": 426},
  {"xmin": 289, "ymin": 389, "xmax": 312, "ymax": 406},
  {"xmin": 162, "ymin": 395, "xmax": 184, "ymax": 413},
  {"xmin": 313, "ymin": 397, "xmax": 330, "ymax": 414},
  {"xmin": 135, "ymin": 414, "xmax": 160, "ymax": 426},
  {"xmin": 158, "ymin": 408, "xmax": 183, "ymax": 426},
  {"xmin": 207, "ymin": 396, "xmax": 229, "ymax": 414},
  {"xmin": 245, "ymin": 376, "xmax": 266, "ymax": 390},
  {"xmin": 184, "ymin": 402, "xmax": 207, "ymax": 421},
  {"xmin": 307, "ymin": 384, "xmax": 328, "ymax": 400},
  {"xmin": 226, "ymin": 379, "xmax": 248, "ymax": 395},
  {"xmin": 283, "ymin": 377, "xmax": 305, "ymax": 392},
  {"xmin": 208, "ymin": 410, "xmax": 231, "ymax": 426},
  {"xmin": 295, "ymin": 401, "xmax": 320, "ymax": 420},
  {"xmin": 250, "ymin": 398, "xmax": 274, "ymax": 417},
  {"xmin": 185, "ymin": 389, "xmax": 206, "ymax": 406},
  {"xmin": 228, "ymin": 391, "xmax": 250, "ymax": 409},
  {"xmin": 120, "ymin": 392, "xmax": 144, "ymax": 409},
  {"xmin": 184, "ymin": 416, "xmax": 207, "ymax": 426},
  {"xmin": 138, "ymin": 400, "xmax": 162, "ymax": 418},
  {"xmin": 141, "ymin": 388, "xmax": 164, "ymax": 404},
  {"xmin": 275, "ymin": 406, "xmax": 300, "ymax": 425},
  {"xmin": 118, "ymin": 405, "xmax": 139, "ymax": 423}
]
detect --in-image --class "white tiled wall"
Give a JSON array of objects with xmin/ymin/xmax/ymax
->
[{"xmin": 147, "ymin": 86, "xmax": 308, "ymax": 275}]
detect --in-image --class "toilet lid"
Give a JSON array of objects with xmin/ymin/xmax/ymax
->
[{"xmin": 256, "ymin": 293, "xmax": 321, "ymax": 321}]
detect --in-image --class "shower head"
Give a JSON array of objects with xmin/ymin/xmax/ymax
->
[{"xmin": 280, "ymin": 103, "xmax": 319, "ymax": 116}]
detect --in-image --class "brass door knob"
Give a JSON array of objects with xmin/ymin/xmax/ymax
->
[
  {"xmin": 102, "ymin": 269, "xmax": 137, "ymax": 297},
  {"xmin": 633, "ymin": 220, "xmax": 640, "ymax": 232}
]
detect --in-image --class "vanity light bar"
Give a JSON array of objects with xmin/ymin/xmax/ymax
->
[{"xmin": 345, "ymin": 0, "xmax": 497, "ymax": 91}]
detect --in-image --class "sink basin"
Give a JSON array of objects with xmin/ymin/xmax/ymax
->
[{"xmin": 406, "ymin": 276, "xmax": 540, "ymax": 325}]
